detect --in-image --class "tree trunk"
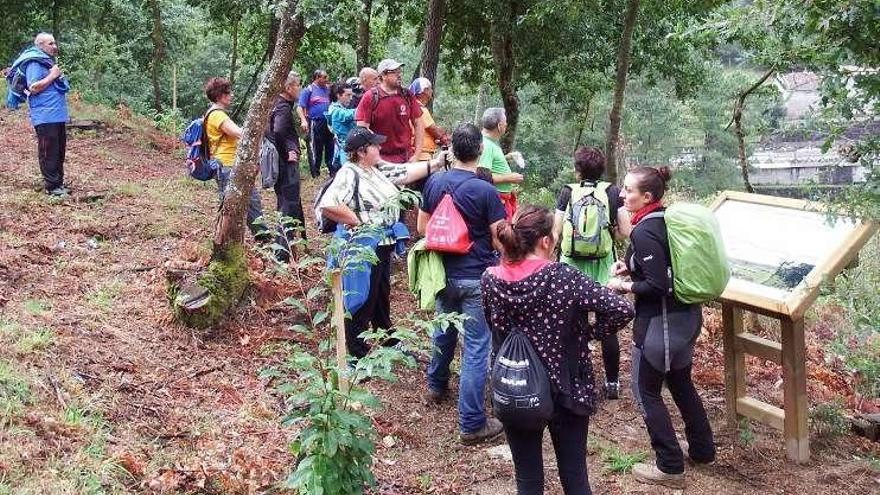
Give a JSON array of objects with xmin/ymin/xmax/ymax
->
[
  {"xmin": 215, "ymin": 12, "xmax": 305, "ymax": 251},
  {"xmin": 489, "ymin": 8, "xmax": 519, "ymax": 153},
  {"xmin": 420, "ymin": 0, "xmax": 447, "ymax": 111},
  {"xmin": 474, "ymin": 84, "xmax": 486, "ymax": 125},
  {"xmin": 573, "ymin": 95, "xmax": 593, "ymax": 154},
  {"xmin": 605, "ymin": 0, "xmax": 640, "ymax": 185},
  {"xmin": 356, "ymin": 0, "xmax": 373, "ymax": 70},
  {"xmin": 147, "ymin": 0, "xmax": 166, "ymax": 113},
  {"xmin": 230, "ymin": 11, "xmax": 240, "ymax": 85},
  {"xmin": 168, "ymin": 2, "xmax": 306, "ymax": 329},
  {"xmin": 732, "ymin": 68, "xmax": 774, "ymax": 194},
  {"xmin": 51, "ymin": 0, "xmax": 60, "ymax": 40}
]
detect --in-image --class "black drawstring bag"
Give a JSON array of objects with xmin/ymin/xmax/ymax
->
[{"xmin": 491, "ymin": 329, "xmax": 554, "ymax": 430}]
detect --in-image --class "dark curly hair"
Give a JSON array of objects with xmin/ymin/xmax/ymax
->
[
  {"xmin": 204, "ymin": 77, "xmax": 232, "ymax": 103},
  {"xmin": 574, "ymin": 146, "xmax": 606, "ymax": 182}
]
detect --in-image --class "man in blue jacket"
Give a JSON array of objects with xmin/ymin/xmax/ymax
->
[{"xmin": 16, "ymin": 33, "xmax": 71, "ymax": 196}]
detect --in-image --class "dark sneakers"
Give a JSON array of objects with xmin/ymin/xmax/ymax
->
[
  {"xmin": 604, "ymin": 381, "xmax": 620, "ymax": 400},
  {"xmin": 459, "ymin": 417, "xmax": 504, "ymax": 446}
]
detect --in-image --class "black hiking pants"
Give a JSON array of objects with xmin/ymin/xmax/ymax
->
[
  {"xmin": 35, "ymin": 122, "xmax": 66, "ymax": 191},
  {"xmin": 345, "ymin": 245, "xmax": 395, "ymax": 359},
  {"xmin": 503, "ymin": 407, "xmax": 592, "ymax": 495},
  {"xmin": 273, "ymin": 159, "xmax": 306, "ymax": 260},
  {"xmin": 632, "ymin": 347, "xmax": 716, "ymax": 474},
  {"xmin": 307, "ymin": 118, "xmax": 335, "ymax": 178}
]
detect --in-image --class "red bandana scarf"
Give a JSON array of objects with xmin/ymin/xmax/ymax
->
[{"xmin": 630, "ymin": 201, "xmax": 663, "ymax": 226}]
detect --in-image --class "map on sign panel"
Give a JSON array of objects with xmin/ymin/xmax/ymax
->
[{"xmin": 713, "ymin": 199, "xmax": 859, "ymax": 303}]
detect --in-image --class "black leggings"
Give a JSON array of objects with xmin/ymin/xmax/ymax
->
[
  {"xmin": 601, "ymin": 333, "xmax": 620, "ymax": 383},
  {"xmin": 503, "ymin": 408, "xmax": 592, "ymax": 495}
]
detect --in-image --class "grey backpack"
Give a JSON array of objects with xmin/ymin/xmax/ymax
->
[{"xmin": 259, "ymin": 137, "xmax": 280, "ymax": 189}]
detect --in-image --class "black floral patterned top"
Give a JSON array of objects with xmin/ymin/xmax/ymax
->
[{"xmin": 481, "ymin": 262, "xmax": 634, "ymax": 416}]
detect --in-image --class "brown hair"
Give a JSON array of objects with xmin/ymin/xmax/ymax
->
[
  {"xmin": 495, "ymin": 205, "xmax": 554, "ymax": 262},
  {"xmin": 574, "ymin": 146, "xmax": 606, "ymax": 182},
  {"xmin": 204, "ymin": 77, "xmax": 232, "ymax": 103},
  {"xmin": 629, "ymin": 166, "xmax": 672, "ymax": 203}
]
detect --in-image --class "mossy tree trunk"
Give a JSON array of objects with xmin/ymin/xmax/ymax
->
[{"xmin": 170, "ymin": 2, "xmax": 305, "ymax": 329}]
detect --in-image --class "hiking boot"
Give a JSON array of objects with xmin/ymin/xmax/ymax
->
[
  {"xmin": 605, "ymin": 381, "xmax": 620, "ymax": 400},
  {"xmin": 459, "ymin": 417, "xmax": 504, "ymax": 446},
  {"xmin": 425, "ymin": 387, "xmax": 447, "ymax": 405},
  {"xmin": 632, "ymin": 462, "xmax": 685, "ymax": 489},
  {"xmin": 679, "ymin": 439, "xmax": 714, "ymax": 465},
  {"xmin": 47, "ymin": 187, "xmax": 69, "ymax": 197}
]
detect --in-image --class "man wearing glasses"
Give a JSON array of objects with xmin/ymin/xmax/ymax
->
[{"xmin": 354, "ymin": 59, "xmax": 425, "ymax": 164}]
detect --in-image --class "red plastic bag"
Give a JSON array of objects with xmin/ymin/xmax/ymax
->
[{"xmin": 425, "ymin": 193, "xmax": 473, "ymax": 254}]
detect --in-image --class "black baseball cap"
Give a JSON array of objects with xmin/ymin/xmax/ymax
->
[{"xmin": 345, "ymin": 127, "xmax": 386, "ymax": 152}]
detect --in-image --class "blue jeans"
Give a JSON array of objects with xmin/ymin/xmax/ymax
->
[{"xmin": 427, "ymin": 278, "xmax": 492, "ymax": 434}]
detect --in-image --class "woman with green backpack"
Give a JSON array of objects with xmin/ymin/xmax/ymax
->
[
  {"xmin": 553, "ymin": 146, "xmax": 630, "ymax": 399},
  {"xmin": 606, "ymin": 166, "xmax": 716, "ymax": 489}
]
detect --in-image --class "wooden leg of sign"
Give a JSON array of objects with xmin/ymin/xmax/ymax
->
[
  {"xmin": 781, "ymin": 316, "xmax": 809, "ymax": 463},
  {"xmin": 331, "ymin": 270, "xmax": 349, "ymax": 393},
  {"xmin": 722, "ymin": 304, "xmax": 746, "ymax": 429}
]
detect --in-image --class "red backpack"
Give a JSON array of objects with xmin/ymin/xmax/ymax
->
[{"xmin": 425, "ymin": 178, "xmax": 475, "ymax": 254}]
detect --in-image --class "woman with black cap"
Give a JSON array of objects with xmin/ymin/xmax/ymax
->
[{"xmin": 318, "ymin": 127, "xmax": 447, "ymax": 359}]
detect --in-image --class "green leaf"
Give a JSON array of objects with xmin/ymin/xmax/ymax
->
[{"xmin": 312, "ymin": 311, "xmax": 329, "ymax": 326}]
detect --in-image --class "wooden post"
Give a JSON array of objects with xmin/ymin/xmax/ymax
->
[
  {"xmin": 722, "ymin": 303, "xmax": 746, "ymax": 428},
  {"xmin": 331, "ymin": 270, "xmax": 349, "ymax": 392},
  {"xmin": 172, "ymin": 64, "xmax": 177, "ymax": 112},
  {"xmin": 781, "ymin": 316, "xmax": 809, "ymax": 463}
]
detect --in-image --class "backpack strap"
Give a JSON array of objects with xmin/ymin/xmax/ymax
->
[{"xmin": 201, "ymin": 107, "xmax": 224, "ymax": 161}]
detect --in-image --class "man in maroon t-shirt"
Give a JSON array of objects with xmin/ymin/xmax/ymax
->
[{"xmin": 355, "ymin": 58, "xmax": 425, "ymax": 163}]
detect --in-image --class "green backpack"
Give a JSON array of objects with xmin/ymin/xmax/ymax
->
[
  {"xmin": 561, "ymin": 181, "xmax": 613, "ymax": 259},
  {"xmin": 642, "ymin": 203, "xmax": 730, "ymax": 304}
]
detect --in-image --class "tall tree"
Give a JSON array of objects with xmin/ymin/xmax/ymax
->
[
  {"xmin": 147, "ymin": 0, "xmax": 166, "ymax": 113},
  {"xmin": 489, "ymin": 3, "xmax": 519, "ymax": 152},
  {"xmin": 170, "ymin": 1, "xmax": 306, "ymax": 328},
  {"xmin": 419, "ymin": 0, "xmax": 447, "ymax": 88},
  {"xmin": 605, "ymin": 0, "xmax": 640, "ymax": 185},
  {"xmin": 356, "ymin": 0, "xmax": 372, "ymax": 69},
  {"xmin": 229, "ymin": 7, "xmax": 240, "ymax": 85}
]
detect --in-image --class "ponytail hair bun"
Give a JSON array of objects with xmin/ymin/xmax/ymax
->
[
  {"xmin": 630, "ymin": 166, "xmax": 671, "ymax": 203},
  {"xmin": 656, "ymin": 166, "xmax": 673, "ymax": 183},
  {"xmin": 495, "ymin": 205, "xmax": 554, "ymax": 262}
]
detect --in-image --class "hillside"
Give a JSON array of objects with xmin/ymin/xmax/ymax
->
[{"xmin": 0, "ymin": 100, "xmax": 878, "ymax": 494}]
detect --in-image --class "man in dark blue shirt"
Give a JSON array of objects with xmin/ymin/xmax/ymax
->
[
  {"xmin": 297, "ymin": 69, "xmax": 335, "ymax": 178},
  {"xmin": 24, "ymin": 33, "xmax": 70, "ymax": 196},
  {"xmin": 418, "ymin": 123, "xmax": 507, "ymax": 445}
]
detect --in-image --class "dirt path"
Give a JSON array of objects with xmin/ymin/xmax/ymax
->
[{"xmin": 0, "ymin": 102, "xmax": 877, "ymax": 494}]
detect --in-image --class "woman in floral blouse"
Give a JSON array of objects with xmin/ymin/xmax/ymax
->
[{"xmin": 481, "ymin": 205, "xmax": 634, "ymax": 495}]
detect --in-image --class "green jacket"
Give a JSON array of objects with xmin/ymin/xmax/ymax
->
[{"xmin": 407, "ymin": 238, "xmax": 446, "ymax": 311}]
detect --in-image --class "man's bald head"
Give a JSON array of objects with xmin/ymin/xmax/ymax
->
[
  {"xmin": 34, "ymin": 33, "xmax": 59, "ymax": 56},
  {"xmin": 359, "ymin": 67, "xmax": 378, "ymax": 90}
]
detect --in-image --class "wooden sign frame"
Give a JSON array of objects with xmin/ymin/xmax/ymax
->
[{"xmin": 709, "ymin": 191, "xmax": 877, "ymax": 463}]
